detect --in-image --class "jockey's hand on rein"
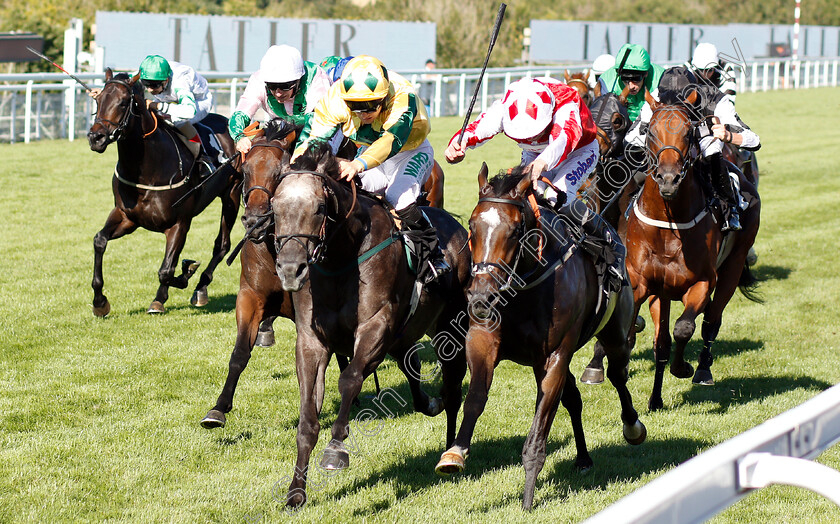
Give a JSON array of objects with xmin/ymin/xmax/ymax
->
[
  {"xmin": 339, "ymin": 159, "xmax": 364, "ymax": 181},
  {"xmin": 235, "ymin": 137, "xmax": 252, "ymax": 154}
]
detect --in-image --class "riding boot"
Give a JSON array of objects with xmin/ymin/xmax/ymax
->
[
  {"xmin": 708, "ymin": 153, "xmax": 741, "ymax": 232},
  {"xmin": 397, "ymin": 203, "xmax": 451, "ymax": 284},
  {"xmin": 558, "ymin": 199, "xmax": 627, "ymax": 293}
]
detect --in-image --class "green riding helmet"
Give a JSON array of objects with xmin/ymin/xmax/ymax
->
[
  {"xmin": 615, "ymin": 44, "xmax": 651, "ymax": 74},
  {"xmin": 139, "ymin": 55, "xmax": 172, "ymax": 81}
]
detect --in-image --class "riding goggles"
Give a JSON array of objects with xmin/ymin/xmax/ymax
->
[
  {"xmin": 142, "ymin": 79, "xmax": 166, "ymax": 90},
  {"xmin": 346, "ymin": 99, "xmax": 384, "ymax": 114},
  {"xmin": 265, "ymin": 80, "xmax": 299, "ymax": 92},
  {"xmin": 620, "ymin": 72, "xmax": 646, "ymax": 83}
]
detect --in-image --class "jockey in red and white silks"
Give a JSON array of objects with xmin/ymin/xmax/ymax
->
[{"xmin": 444, "ymin": 77, "xmax": 599, "ymax": 206}]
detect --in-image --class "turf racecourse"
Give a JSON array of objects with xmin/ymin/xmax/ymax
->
[{"xmin": 1, "ymin": 87, "xmax": 839, "ymax": 523}]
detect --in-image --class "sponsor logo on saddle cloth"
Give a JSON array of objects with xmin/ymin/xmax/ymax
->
[{"xmin": 403, "ymin": 151, "xmax": 432, "ymax": 180}]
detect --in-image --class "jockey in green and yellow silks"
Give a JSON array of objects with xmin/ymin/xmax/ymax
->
[{"xmin": 597, "ymin": 44, "xmax": 665, "ymax": 122}]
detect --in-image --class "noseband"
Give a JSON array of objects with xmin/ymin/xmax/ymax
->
[
  {"xmin": 272, "ymin": 169, "xmax": 340, "ymax": 266},
  {"xmin": 93, "ymin": 79, "xmax": 139, "ymax": 143}
]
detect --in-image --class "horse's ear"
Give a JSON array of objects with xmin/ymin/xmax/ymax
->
[
  {"xmin": 583, "ymin": 68, "xmax": 590, "ymax": 79},
  {"xmin": 618, "ymin": 85, "xmax": 630, "ymax": 105},
  {"xmin": 478, "ymin": 162, "xmax": 488, "ymax": 189},
  {"xmin": 105, "ymin": 68, "xmax": 113, "ymax": 81},
  {"xmin": 684, "ymin": 89, "xmax": 698, "ymax": 105},
  {"xmin": 515, "ymin": 171, "xmax": 532, "ymax": 197},
  {"xmin": 594, "ymin": 82, "xmax": 602, "ymax": 98},
  {"xmin": 129, "ymin": 73, "xmax": 140, "ymax": 86},
  {"xmin": 645, "ymin": 89, "xmax": 660, "ymax": 111},
  {"xmin": 564, "ymin": 69, "xmax": 571, "ymax": 82}
]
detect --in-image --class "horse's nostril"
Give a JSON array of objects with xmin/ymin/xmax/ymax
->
[{"xmin": 295, "ymin": 263, "xmax": 306, "ymax": 279}]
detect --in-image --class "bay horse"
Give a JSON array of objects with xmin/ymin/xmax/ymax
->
[
  {"xmin": 87, "ymin": 69, "xmax": 240, "ymax": 315},
  {"xmin": 270, "ymin": 145, "xmax": 470, "ymax": 509},
  {"xmin": 199, "ymin": 119, "xmax": 298, "ymax": 428},
  {"xmin": 434, "ymin": 164, "xmax": 646, "ymax": 510},
  {"xmin": 626, "ymin": 90, "xmax": 761, "ymax": 411},
  {"xmin": 564, "ymin": 69, "xmax": 593, "ymax": 107}
]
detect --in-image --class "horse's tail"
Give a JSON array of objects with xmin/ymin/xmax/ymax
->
[{"xmin": 737, "ymin": 262, "xmax": 763, "ymax": 303}]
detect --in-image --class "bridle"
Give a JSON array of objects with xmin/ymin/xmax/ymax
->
[
  {"xmin": 647, "ymin": 106, "xmax": 699, "ymax": 185},
  {"xmin": 272, "ymin": 169, "xmax": 342, "ymax": 266},
  {"xmin": 241, "ymin": 142, "xmax": 288, "ymax": 243},
  {"xmin": 92, "ymin": 78, "xmax": 140, "ymax": 144},
  {"xmin": 471, "ymin": 195, "xmax": 535, "ymax": 293}
]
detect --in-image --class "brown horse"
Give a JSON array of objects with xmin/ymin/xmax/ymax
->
[
  {"xmin": 87, "ymin": 70, "xmax": 240, "ymax": 315},
  {"xmin": 434, "ymin": 164, "xmax": 646, "ymax": 510},
  {"xmin": 627, "ymin": 90, "xmax": 761, "ymax": 411},
  {"xmin": 270, "ymin": 145, "xmax": 470, "ymax": 508},
  {"xmin": 565, "ymin": 68, "xmax": 593, "ymax": 107},
  {"xmin": 199, "ymin": 120, "xmax": 298, "ymax": 428}
]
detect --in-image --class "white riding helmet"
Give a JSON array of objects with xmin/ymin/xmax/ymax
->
[
  {"xmin": 502, "ymin": 78, "xmax": 556, "ymax": 140},
  {"xmin": 259, "ymin": 45, "xmax": 305, "ymax": 83},
  {"xmin": 592, "ymin": 54, "xmax": 616, "ymax": 75},
  {"xmin": 692, "ymin": 43, "xmax": 719, "ymax": 70}
]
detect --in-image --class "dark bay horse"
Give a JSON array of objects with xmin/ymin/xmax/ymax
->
[
  {"xmin": 434, "ymin": 164, "xmax": 646, "ymax": 510},
  {"xmin": 270, "ymin": 145, "xmax": 470, "ymax": 508},
  {"xmin": 87, "ymin": 69, "xmax": 240, "ymax": 315},
  {"xmin": 626, "ymin": 91, "xmax": 761, "ymax": 410}
]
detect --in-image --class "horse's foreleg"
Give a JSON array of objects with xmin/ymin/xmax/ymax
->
[
  {"xmin": 192, "ymin": 179, "xmax": 240, "ymax": 307},
  {"xmin": 648, "ymin": 296, "xmax": 672, "ymax": 411},
  {"xmin": 673, "ymin": 282, "xmax": 712, "ymax": 381},
  {"xmin": 92, "ymin": 208, "xmax": 137, "ymax": 317},
  {"xmin": 435, "ymin": 327, "xmax": 498, "ymax": 476},
  {"xmin": 150, "ymin": 220, "xmax": 195, "ymax": 313},
  {"xmin": 201, "ymin": 288, "xmax": 264, "ymax": 428},
  {"xmin": 522, "ymin": 349, "xmax": 576, "ymax": 511},
  {"xmin": 286, "ymin": 336, "xmax": 330, "ymax": 509},
  {"xmin": 322, "ymin": 322, "xmax": 388, "ymax": 472}
]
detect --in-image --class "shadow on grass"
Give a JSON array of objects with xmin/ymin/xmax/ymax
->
[
  {"xmin": 680, "ymin": 374, "xmax": 832, "ymax": 414},
  {"xmin": 124, "ymin": 292, "xmax": 238, "ymax": 316},
  {"xmin": 324, "ymin": 432, "xmax": 706, "ymax": 514},
  {"xmin": 752, "ymin": 264, "xmax": 792, "ymax": 282},
  {"xmin": 217, "ymin": 430, "xmax": 253, "ymax": 446}
]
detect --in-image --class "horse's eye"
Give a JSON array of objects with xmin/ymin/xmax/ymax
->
[{"xmin": 315, "ymin": 203, "xmax": 326, "ymax": 215}]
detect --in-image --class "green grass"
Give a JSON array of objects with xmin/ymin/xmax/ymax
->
[{"xmin": 1, "ymin": 87, "xmax": 839, "ymax": 523}]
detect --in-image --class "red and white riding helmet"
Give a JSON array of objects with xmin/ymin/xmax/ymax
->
[{"xmin": 501, "ymin": 78, "xmax": 555, "ymax": 140}]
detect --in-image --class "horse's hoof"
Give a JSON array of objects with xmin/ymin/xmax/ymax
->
[
  {"xmin": 648, "ymin": 397, "xmax": 664, "ymax": 412},
  {"xmin": 182, "ymin": 259, "xmax": 201, "ymax": 278},
  {"xmin": 424, "ymin": 397, "xmax": 444, "ymax": 417},
  {"xmin": 92, "ymin": 298, "xmax": 111, "ymax": 318},
  {"xmin": 254, "ymin": 329, "xmax": 275, "ymax": 348},
  {"xmin": 692, "ymin": 368, "xmax": 714, "ymax": 385},
  {"xmin": 285, "ymin": 490, "xmax": 306, "ymax": 509},
  {"xmin": 623, "ymin": 419, "xmax": 647, "ymax": 445},
  {"xmin": 320, "ymin": 444, "xmax": 350, "ymax": 471},
  {"xmin": 635, "ymin": 315, "xmax": 646, "ymax": 333},
  {"xmin": 746, "ymin": 246, "xmax": 758, "ymax": 267},
  {"xmin": 435, "ymin": 448, "xmax": 466, "ymax": 476},
  {"xmin": 574, "ymin": 455, "xmax": 594, "ymax": 472},
  {"xmin": 670, "ymin": 361, "xmax": 694, "ymax": 379},
  {"xmin": 191, "ymin": 288, "xmax": 208, "ymax": 307},
  {"xmin": 148, "ymin": 301, "xmax": 165, "ymax": 314},
  {"xmin": 200, "ymin": 409, "xmax": 226, "ymax": 429},
  {"xmin": 580, "ymin": 367, "xmax": 605, "ymax": 385}
]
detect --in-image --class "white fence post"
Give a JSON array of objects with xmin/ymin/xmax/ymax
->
[{"xmin": 24, "ymin": 80, "xmax": 34, "ymax": 144}]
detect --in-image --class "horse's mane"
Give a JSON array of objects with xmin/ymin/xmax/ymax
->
[
  {"xmin": 487, "ymin": 165, "xmax": 529, "ymax": 197},
  {"xmin": 263, "ymin": 118, "xmax": 303, "ymax": 143},
  {"xmin": 289, "ymin": 142, "xmax": 341, "ymax": 180}
]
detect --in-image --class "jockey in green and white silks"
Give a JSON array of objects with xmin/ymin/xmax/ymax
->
[
  {"xmin": 597, "ymin": 44, "xmax": 665, "ymax": 122},
  {"xmin": 228, "ymin": 45, "xmax": 332, "ymax": 155},
  {"xmin": 139, "ymin": 55, "xmax": 213, "ymax": 127}
]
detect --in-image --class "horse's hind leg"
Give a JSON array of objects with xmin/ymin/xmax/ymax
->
[
  {"xmin": 581, "ymin": 344, "xmax": 606, "ymax": 385},
  {"xmin": 202, "ymin": 288, "xmax": 264, "ymax": 428},
  {"xmin": 92, "ymin": 208, "xmax": 137, "ymax": 317},
  {"xmin": 394, "ymin": 342, "xmax": 443, "ymax": 417},
  {"xmin": 255, "ymin": 315, "xmax": 278, "ymax": 347},
  {"xmin": 673, "ymin": 282, "xmax": 713, "ymax": 382},
  {"xmin": 150, "ymin": 220, "xmax": 197, "ymax": 313},
  {"xmin": 192, "ymin": 177, "xmax": 240, "ymax": 307}
]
